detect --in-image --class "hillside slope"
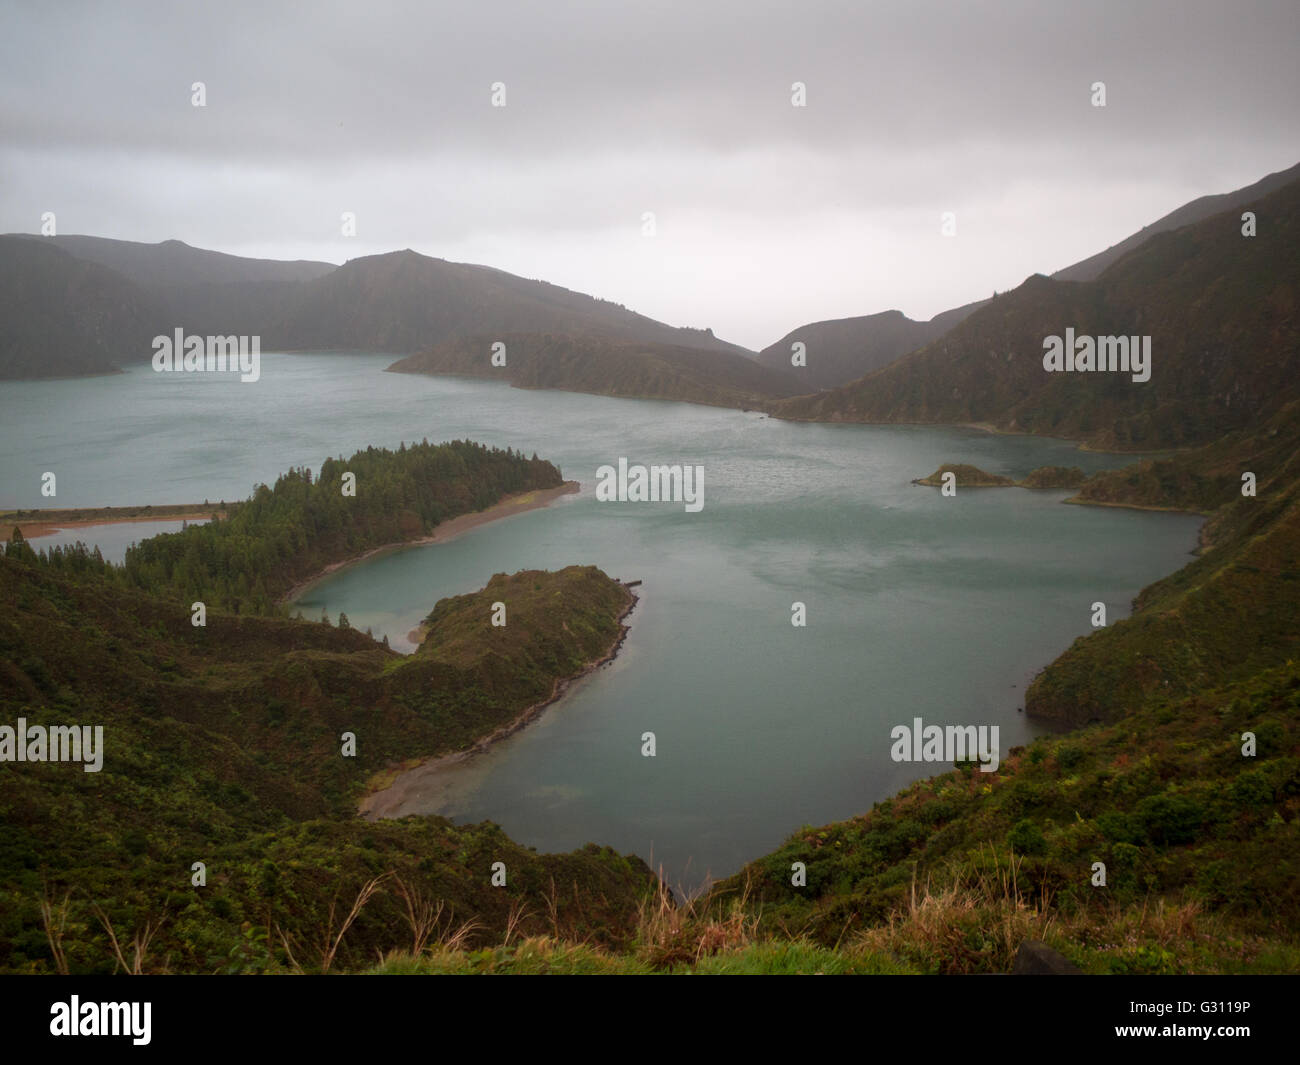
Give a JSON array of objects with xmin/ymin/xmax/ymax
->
[
  {"xmin": 705, "ymin": 655, "xmax": 1300, "ymax": 972},
  {"xmin": 755, "ymin": 308, "xmax": 968, "ymax": 391},
  {"xmin": 758, "ymin": 163, "xmax": 1299, "ymax": 392},
  {"xmin": 0, "ymin": 237, "xmax": 158, "ymax": 379},
  {"xmin": 388, "ymin": 331, "xmax": 803, "ymax": 407},
  {"xmin": 264, "ymin": 250, "xmax": 750, "ymax": 356},
  {"xmin": 774, "ymin": 174, "xmax": 1300, "ymax": 451},
  {"xmin": 0, "ymin": 513, "xmax": 651, "ymax": 973},
  {"xmin": 0, "ymin": 239, "xmax": 757, "ymax": 380},
  {"xmin": 1053, "ymin": 160, "xmax": 1300, "ymax": 282}
]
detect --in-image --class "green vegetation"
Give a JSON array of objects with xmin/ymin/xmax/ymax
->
[
  {"xmin": 913, "ymin": 463, "xmax": 1015, "ymax": 487},
  {"xmin": 7, "ymin": 175, "xmax": 1300, "ymax": 972},
  {"xmin": 756, "ymin": 164, "xmax": 1300, "ymax": 395},
  {"xmin": 0, "ymin": 552, "xmax": 649, "ymax": 973},
  {"xmin": 367, "ymin": 899, "xmax": 918, "ymax": 974},
  {"xmin": 756, "ymin": 308, "xmax": 1300, "ymax": 972},
  {"xmin": 914, "ymin": 463, "xmax": 1086, "ymax": 490},
  {"xmin": 776, "ymin": 173, "xmax": 1300, "ymax": 452},
  {"xmin": 1070, "ymin": 400, "xmax": 1300, "ymax": 514},
  {"xmin": 21, "ymin": 439, "xmax": 561, "ymax": 615},
  {"xmin": 705, "ymin": 661, "xmax": 1300, "ymax": 973},
  {"xmin": 6, "ymin": 412, "xmax": 1296, "ymax": 973},
  {"xmin": 0, "ymin": 445, "xmax": 652, "ymax": 974},
  {"xmin": 1020, "ymin": 465, "xmax": 1086, "ymax": 489},
  {"xmin": 1028, "ymin": 407, "xmax": 1300, "ymax": 727}
]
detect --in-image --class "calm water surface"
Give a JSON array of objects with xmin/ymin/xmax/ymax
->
[{"xmin": 0, "ymin": 354, "xmax": 1203, "ymax": 889}]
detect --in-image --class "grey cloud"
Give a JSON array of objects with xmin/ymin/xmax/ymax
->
[{"xmin": 1, "ymin": 0, "xmax": 1297, "ymax": 348}]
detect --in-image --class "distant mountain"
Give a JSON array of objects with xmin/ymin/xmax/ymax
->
[
  {"xmin": 759, "ymin": 163, "xmax": 1300, "ymax": 391},
  {"xmin": 388, "ymin": 331, "xmax": 803, "ymax": 408},
  {"xmin": 0, "ymin": 237, "xmax": 754, "ymax": 382},
  {"xmin": 756, "ymin": 310, "xmax": 944, "ymax": 390},
  {"xmin": 3, "ymin": 236, "xmax": 340, "ymax": 360},
  {"xmin": 0, "ymin": 237, "xmax": 157, "ymax": 379},
  {"xmin": 773, "ymin": 171, "xmax": 1300, "ymax": 451},
  {"xmin": 9, "ymin": 161, "xmax": 1296, "ymax": 388},
  {"xmin": 755, "ymin": 303, "xmax": 988, "ymax": 390},
  {"xmin": 13, "ymin": 234, "xmax": 336, "ymax": 288},
  {"xmin": 265, "ymin": 250, "xmax": 753, "ymax": 356},
  {"xmin": 0, "ymin": 239, "xmax": 755, "ymax": 379}
]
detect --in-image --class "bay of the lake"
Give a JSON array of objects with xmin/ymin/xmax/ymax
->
[{"xmin": 0, "ymin": 353, "xmax": 1203, "ymax": 890}]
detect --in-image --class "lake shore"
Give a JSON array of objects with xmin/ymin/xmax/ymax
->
[
  {"xmin": 1061, "ymin": 495, "xmax": 1214, "ymax": 516},
  {"xmin": 359, "ymin": 580, "xmax": 639, "ymax": 820},
  {"xmin": 279, "ymin": 480, "xmax": 580, "ymax": 605},
  {"xmin": 0, "ymin": 504, "xmax": 226, "ymax": 540}
]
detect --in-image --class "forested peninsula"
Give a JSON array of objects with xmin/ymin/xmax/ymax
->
[{"xmin": 0, "ymin": 443, "xmax": 653, "ymax": 973}]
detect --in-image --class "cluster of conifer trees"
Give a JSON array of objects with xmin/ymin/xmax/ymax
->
[{"xmin": 5, "ymin": 440, "xmax": 561, "ymax": 615}]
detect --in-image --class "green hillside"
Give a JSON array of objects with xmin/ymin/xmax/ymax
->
[
  {"xmin": 0, "ymin": 546, "xmax": 650, "ymax": 974},
  {"xmin": 774, "ymin": 175, "xmax": 1300, "ymax": 452},
  {"xmin": 703, "ymin": 660, "xmax": 1300, "ymax": 974},
  {"xmin": 1026, "ymin": 420, "xmax": 1300, "ymax": 728}
]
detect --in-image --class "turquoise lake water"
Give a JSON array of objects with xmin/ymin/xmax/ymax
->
[{"xmin": 0, "ymin": 353, "xmax": 1203, "ymax": 890}]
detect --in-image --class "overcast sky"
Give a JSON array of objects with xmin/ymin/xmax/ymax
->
[{"xmin": 2, "ymin": 0, "xmax": 1297, "ymax": 350}]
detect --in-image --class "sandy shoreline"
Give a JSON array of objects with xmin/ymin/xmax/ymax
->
[
  {"xmin": 0, "ymin": 507, "xmax": 225, "ymax": 541},
  {"xmin": 359, "ymin": 582, "xmax": 639, "ymax": 820},
  {"xmin": 279, "ymin": 480, "xmax": 580, "ymax": 605}
]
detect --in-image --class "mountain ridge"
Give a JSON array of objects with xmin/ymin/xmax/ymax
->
[
  {"xmin": 0, "ymin": 240, "xmax": 753, "ymax": 379},
  {"xmin": 772, "ymin": 171, "xmax": 1300, "ymax": 452},
  {"xmin": 388, "ymin": 330, "xmax": 803, "ymax": 408},
  {"xmin": 757, "ymin": 162, "xmax": 1300, "ymax": 391}
]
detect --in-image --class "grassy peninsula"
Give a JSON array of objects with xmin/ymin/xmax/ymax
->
[
  {"xmin": 913, "ymin": 463, "xmax": 1086, "ymax": 489},
  {"xmin": 0, "ymin": 446, "xmax": 654, "ymax": 974}
]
